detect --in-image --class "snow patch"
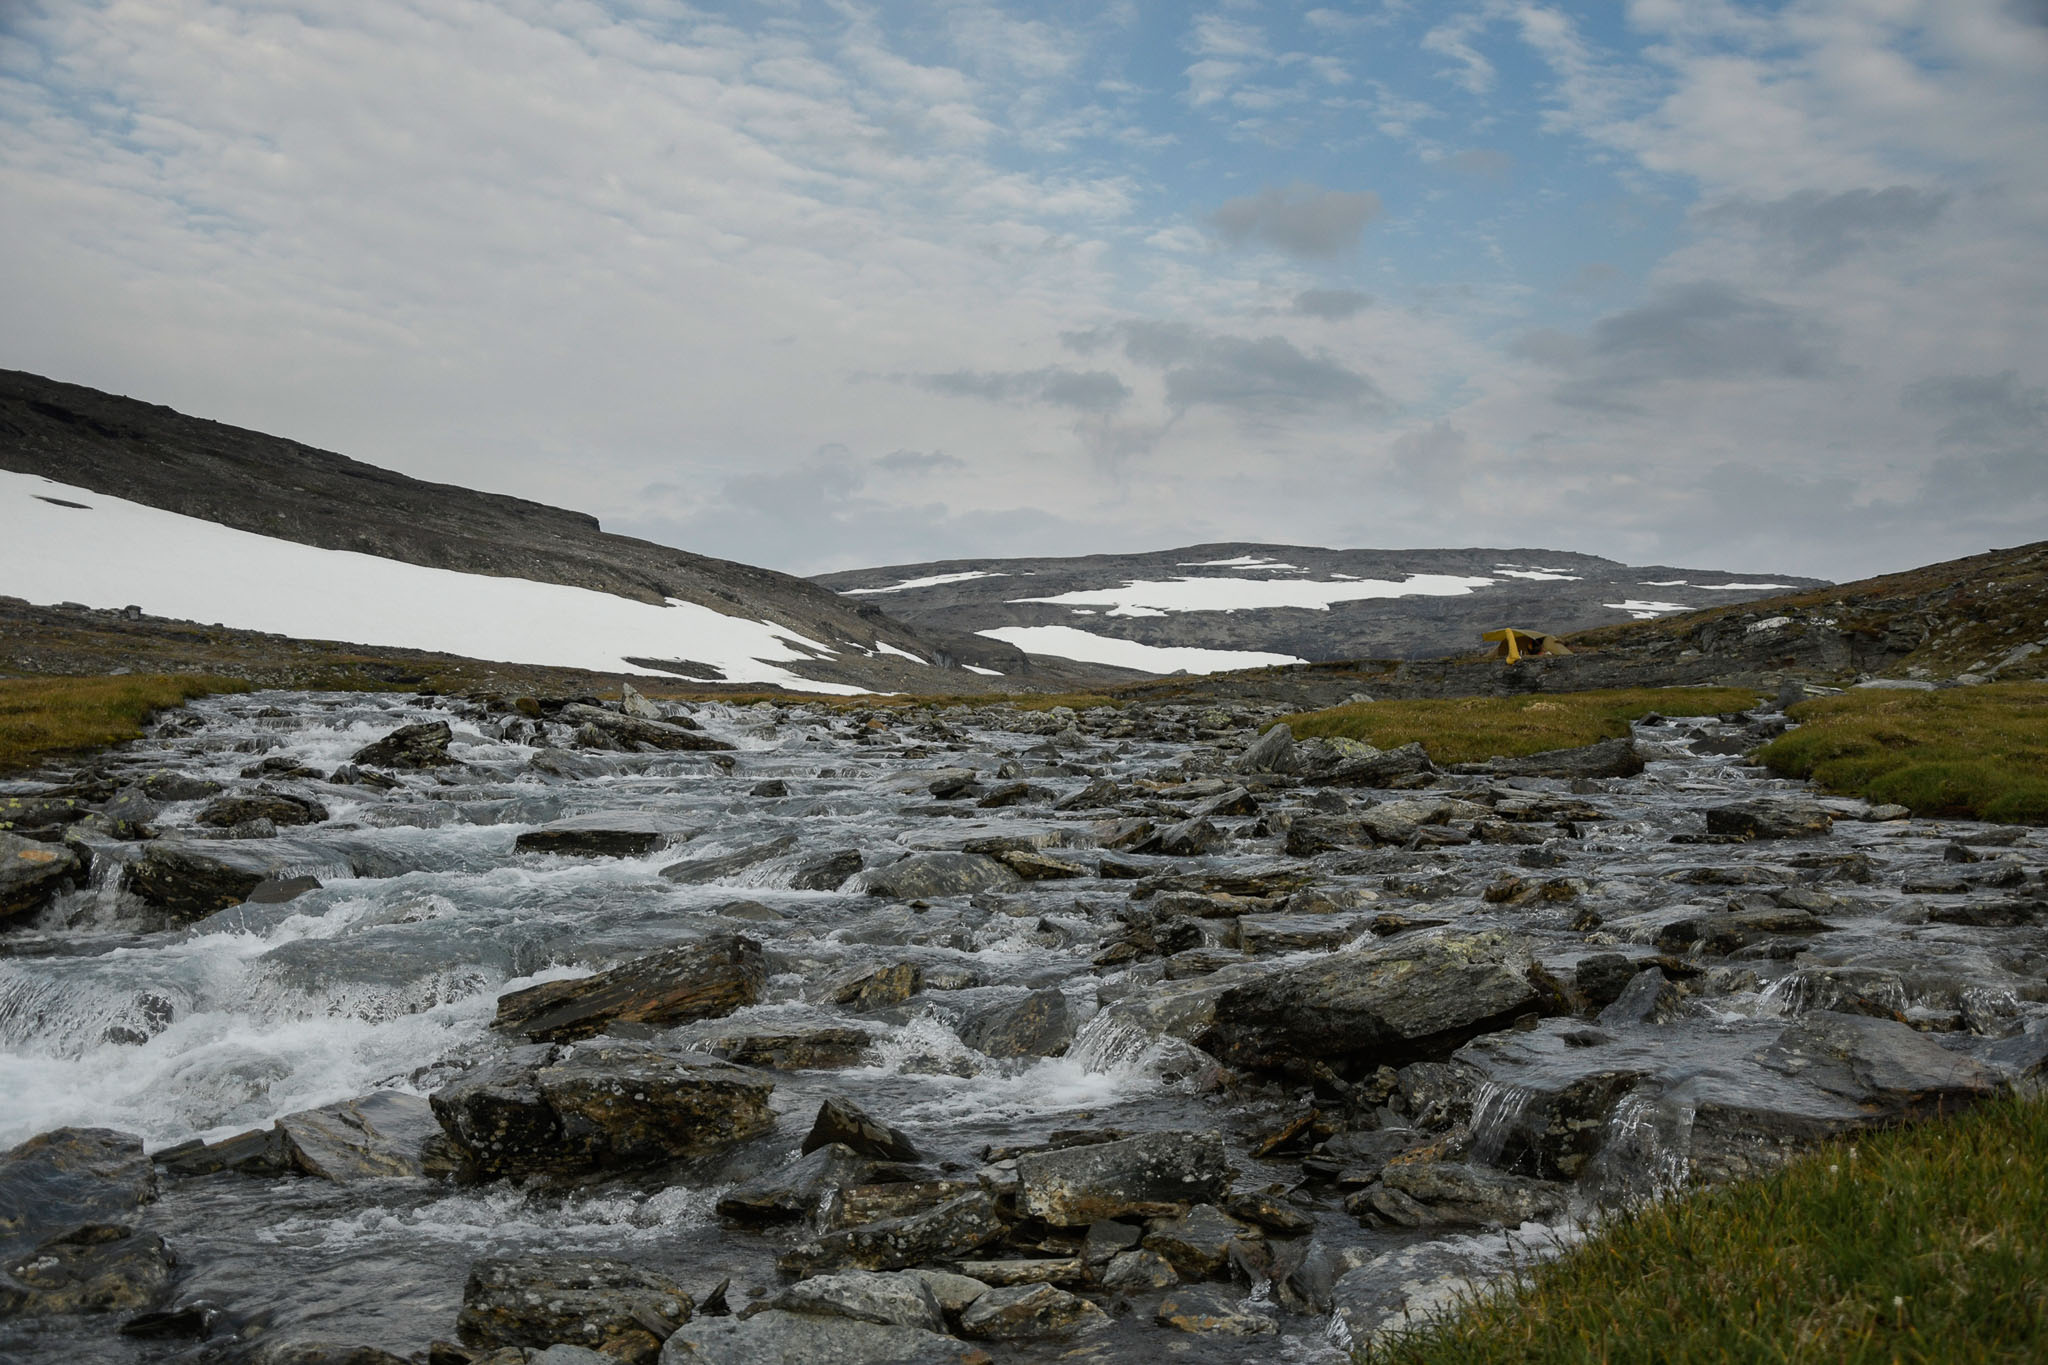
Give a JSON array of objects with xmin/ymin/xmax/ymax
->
[
  {"xmin": 1012, "ymin": 573, "xmax": 1496, "ymax": 616},
  {"xmin": 871, "ymin": 641, "xmax": 928, "ymax": 664},
  {"xmin": 976, "ymin": 625, "xmax": 1306, "ymax": 674},
  {"xmin": 961, "ymin": 664, "xmax": 1004, "ymax": 677},
  {"xmin": 0, "ymin": 471, "xmax": 870, "ymax": 694},
  {"xmin": 841, "ymin": 571, "xmax": 1005, "ymax": 594},
  {"xmin": 1605, "ymin": 600, "xmax": 1694, "ymax": 620}
]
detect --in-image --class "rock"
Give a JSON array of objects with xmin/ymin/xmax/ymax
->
[
  {"xmin": 515, "ymin": 813, "xmax": 691, "ymax": 857},
  {"xmin": 802, "ymin": 1097, "xmax": 922, "ymax": 1163},
  {"xmin": 1144, "ymin": 818, "xmax": 1225, "ymax": 858},
  {"xmin": 716, "ymin": 1144, "xmax": 872, "ymax": 1225},
  {"xmin": 1573, "ymin": 953, "xmax": 1641, "ymax": 1009},
  {"xmin": 620, "ymin": 685, "xmax": 663, "ymax": 720},
  {"xmin": 702, "ymin": 1026, "xmax": 874, "ymax": 1071},
  {"xmin": 275, "ymin": 1091, "xmax": 439, "ymax": 1182},
  {"xmin": 1349, "ymin": 1161, "xmax": 1569, "ymax": 1230},
  {"xmin": 750, "ymin": 779, "xmax": 790, "ymax": 799},
  {"xmin": 782, "ymin": 1190, "xmax": 1004, "ymax": 1273},
  {"xmin": 1236, "ymin": 724, "xmax": 1298, "ymax": 775},
  {"xmin": 0, "ymin": 1223, "xmax": 174, "ymax": 1317},
  {"xmin": 248, "ymin": 874, "xmax": 322, "ymax": 904},
  {"xmin": 430, "ymin": 1042, "xmax": 775, "ymax": 1180},
  {"xmin": 829, "ymin": 963, "xmax": 922, "ymax": 1011},
  {"xmin": 1311, "ymin": 742, "xmax": 1434, "ymax": 788},
  {"xmin": 1595, "ymin": 969, "xmax": 1683, "ymax": 1027},
  {"xmin": 1704, "ymin": 800, "xmax": 1834, "ymax": 840},
  {"xmin": 1755, "ymin": 1012, "xmax": 2002, "ymax": 1116},
  {"xmin": 350, "ymin": 721, "xmax": 456, "ymax": 769},
  {"xmin": 136, "ymin": 772, "xmax": 222, "ymax": 802},
  {"xmin": 558, "ymin": 704, "xmax": 733, "ymax": 752},
  {"xmin": 864, "ymin": 853, "xmax": 1021, "ymax": 900},
  {"xmin": 458, "ymin": 1256, "xmax": 692, "ymax": 1363},
  {"xmin": 1154, "ymin": 1285, "xmax": 1276, "ymax": 1335},
  {"xmin": 493, "ymin": 936, "xmax": 766, "ymax": 1043},
  {"xmin": 0, "ymin": 1128, "xmax": 157, "ymax": 1260},
  {"xmin": 1100, "ymin": 1249, "xmax": 1178, "ymax": 1292},
  {"xmin": 1142, "ymin": 1204, "xmax": 1259, "ymax": 1279},
  {"xmin": 659, "ymin": 1309, "xmax": 989, "ymax": 1364},
  {"xmin": 991, "ymin": 849, "xmax": 1087, "ymax": 881},
  {"xmin": 766, "ymin": 1270, "xmax": 945, "ymax": 1332},
  {"xmin": 197, "ymin": 791, "xmax": 329, "ymax": 828},
  {"xmin": 956, "ymin": 1283, "xmax": 1108, "ymax": 1341},
  {"xmin": 949, "ymin": 1258, "xmax": 1080, "ymax": 1288},
  {"xmin": 1198, "ymin": 930, "xmax": 1547, "ymax": 1075},
  {"xmin": 660, "ymin": 837, "xmax": 798, "ymax": 885},
  {"xmin": 1330, "ymin": 1241, "xmax": 1502, "ymax": 1350},
  {"xmin": 1015, "ymin": 1131, "xmax": 1231, "ymax": 1226},
  {"xmin": 0, "ymin": 831, "xmax": 79, "ymax": 923},
  {"xmin": 960, "ymin": 991, "xmax": 1075, "ymax": 1059},
  {"xmin": 789, "ymin": 849, "xmax": 862, "ymax": 891},
  {"xmin": 1453, "ymin": 737, "xmax": 1644, "ymax": 781}
]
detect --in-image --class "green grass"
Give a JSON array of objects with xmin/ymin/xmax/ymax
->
[
  {"xmin": 1366, "ymin": 1095, "xmax": 2048, "ymax": 1365},
  {"xmin": 1758, "ymin": 683, "xmax": 2048, "ymax": 824},
  {"xmin": 0, "ymin": 674, "xmax": 250, "ymax": 774},
  {"xmin": 1278, "ymin": 687, "xmax": 1763, "ymax": 765}
]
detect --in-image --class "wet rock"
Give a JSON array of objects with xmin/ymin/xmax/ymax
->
[
  {"xmin": 1142, "ymin": 1204, "xmax": 1260, "ymax": 1279},
  {"xmin": 1236, "ymin": 724, "xmax": 1298, "ymax": 775},
  {"xmin": 1774, "ymin": 967, "xmax": 1907, "ymax": 1020},
  {"xmin": 820, "ymin": 1180, "xmax": 979, "ymax": 1232},
  {"xmin": 266, "ymin": 1091, "xmax": 440, "ymax": 1182},
  {"xmin": 197, "ymin": 791, "xmax": 329, "ymax": 828},
  {"xmin": 991, "ymin": 849, "xmax": 1087, "ymax": 881},
  {"xmin": 750, "ymin": 779, "xmax": 790, "ymax": 799},
  {"xmin": 458, "ymin": 1256, "xmax": 691, "ymax": 1363},
  {"xmin": 1704, "ymin": 800, "xmax": 1834, "ymax": 840},
  {"xmin": 0, "ymin": 1128, "xmax": 157, "ymax": 1259},
  {"xmin": 716, "ymin": 1143, "xmax": 872, "ymax": 1225},
  {"xmin": 1573, "ymin": 953, "xmax": 1642, "ymax": 1009},
  {"xmin": 1596, "ymin": 968, "xmax": 1683, "ymax": 1026},
  {"xmin": 514, "ymin": 813, "xmax": 691, "ymax": 858},
  {"xmin": 1330, "ymin": 1241, "xmax": 1501, "ymax": 1350},
  {"xmin": 1199, "ymin": 930, "xmax": 1546, "ymax": 1075},
  {"xmin": 702, "ymin": 1025, "xmax": 874, "ymax": 1071},
  {"xmin": 950, "ymin": 1258, "xmax": 1081, "ymax": 1288},
  {"xmin": 1142, "ymin": 818, "xmax": 1226, "ymax": 858},
  {"xmin": 0, "ymin": 1224, "xmax": 174, "ymax": 1317},
  {"xmin": 1655, "ymin": 906, "xmax": 1834, "ymax": 955},
  {"xmin": 558, "ymin": 704, "xmax": 733, "ymax": 752},
  {"xmin": 1454, "ymin": 737, "xmax": 1644, "ymax": 781},
  {"xmin": 661, "ymin": 836, "xmax": 798, "ymax": 885},
  {"xmin": 350, "ymin": 721, "xmax": 456, "ymax": 769},
  {"xmin": 782, "ymin": 1190, "xmax": 1004, "ymax": 1273},
  {"xmin": 136, "ymin": 771, "xmax": 222, "ymax": 802},
  {"xmin": 119, "ymin": 1297, "xmax": 230, "ymax": 1339},
  {"xmin": 1348, "ymin": 1160, "xmax": 1569, "ymax": 1230},
  {"xmin": 829, "ymin": 962, "xmax": 922, "ymax": 1011},
  {"xmin": 1100, "ymin": 1249, "xmax": 1177, "ymax": 1292},
  {"xmin": 493, "ymin": 936, "xmax": 766, "ymax": 1043},
  {"xmin": 430, "ymin": 1041, "xmax": 775, "ymax": 1180},
  {"xmin": 151, "ymin": 1126, "xmax": 294, "ymax": 1180},
  {"xmin": 1312, "ymin": 742, "xmax": 1434, "ymax": 788},
  {"xmin": 803, "ymin": 1097, "xmax": 922, "ymax": 1163},
  {"xmin": 956, "ymin": 1283, "xmax": 1108, "ymax": 1341},
  {"xmin": 0, "ymin": 831, "xmax": 79, "ymax": 923},
  {"xmin": 864, "ymin": 853, "xmax": 1021, "ymax": 900},
  {"xmin": 765, "ymin": 1270, "xmax": 945, "ymax": 1332},
  {"xmin": 1015, "ymin": 1130, "xmax": 1231, "ymax": 1226},
  {"xmin": 1755, "ymin": 1011, "xmax": 2002, "ymax": 1114},
  {"xmin": 249, "ymin": 874, "xmax": 322, "ymax": 904},
  {"xmin": 1154, "ymin": 1284, "xmax": 1276, "ymax": 1335},
  {"xmin": 789, "ymin": 849, "xmax": 863, "ymax": 891},
  {"xmin": 0, "ymin": 796, "xmax": 92, "ymax": 839},
  {"xmin": 251, "ymin": 1344, "xmax": 415, "ymax": 1365},
  {"xmin": 960, "ymin": 990, "xmax": 1075, "ymax": 1059},
  {"xmin": 659, "ymin": 1309, "xmax": 989, "ymax": 1364}
]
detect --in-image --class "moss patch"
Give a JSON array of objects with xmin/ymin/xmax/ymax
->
[{"xmin": 1279, "ymin": 687, "xmax": 1762, "ymax": 765}]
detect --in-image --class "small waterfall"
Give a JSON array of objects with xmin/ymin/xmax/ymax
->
[
  {"xmin": 1583, "ymin": 1089, "xmax": 1694, "ymax": 1209},
  {"xmin": 1066, "ymin": 1010, "xmax": 1157, "ymax": 1074},
  {"xmin": 1466, "ymin": 1080, "xmax": 1536, "ymax": 1168}
]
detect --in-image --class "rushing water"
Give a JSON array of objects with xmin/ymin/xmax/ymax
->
[{"xmin": 1, "ymin": 689, "xmax": 2041, "ymax": 1362}]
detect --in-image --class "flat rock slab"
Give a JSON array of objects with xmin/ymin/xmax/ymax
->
[
  {"xmin": 459, "ymin": 1255, "xmax": 692, "ymax": 1363},
  {"xmin": 1155, "ymin": 1284, "xmax": 1277, "ymax": 1336},
  {"xmin": 765, "ymin": 1269, "xmax": 945, "ymax": 1332},
  {"xmin": 660, "ymin": 1309, "xmax": 990, "ymax": 1365},
  {"xmin": 514, "ymin": 813, "xmax": 693, "ymax": 858},
  {"xmin": 702, "ymin": 1025, "xmax": 875, "ymax": 1071},
  {"xmin": 782, "ymin": 1191, "xmax": 1004, "ymax": 1273},
  {"xmin": 957, "ymin": 1283, "xmax": 1108, "ymax": 1341},
  {"xmin": 1015, "ymin": 1130, "xmax": 1230, "ymax": 1226},
  {"xmin": 863, "ymin": 854, "xmax": 1020, "ymax": 900},
  {"xmin": 275, "ymin": 1091, "xmax": 439, "ymax": 1183},
  {"xmin": 716, "ymin": 1143, "xmax": 872, "ymax": 1226},
  {"xmin": 1349, "ymin": 1160, "xmax": 1569, "ymax": 1231},
  {"xmin": 493, "ymin": 935, "xmax": 766, "ymax": 1043},
  {"xmin": 123, "ymin": 840, "xmax": 326, "ymax": 922},
  {"xmin": 1451, "ymin": 737, "xmax": 1644, "ymax": 781},
  {"xmin": 1705, "ymin": 799, "xmax": 1835, "ymax": 840},
  {"xmin": 350, "ymin": 721, "xmax": 456, "ymax": 769}
]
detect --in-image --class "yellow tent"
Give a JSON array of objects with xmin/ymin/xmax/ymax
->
[{"xmin": 1483, "ymin": 628, "xmax": 1572, "ymax": 663}]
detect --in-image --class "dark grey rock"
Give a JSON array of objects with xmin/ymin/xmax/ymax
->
[
  {"xmin": 956, "ymin": 1283, "xmax": 1108, "ymax": 1340},
  {"xmin": 1348, "ymin": 1160, "xmax": 1569, "ymax": 1230},
  {"xmin": 197, "ymin": 791, "xmax": 328, "ymax": 828},
  {"xmin": 1453, "ymin": 737, "xmax": 1644, "ymax": 780},
  {"xmin": 660, "ymin": 837, "xmax": 798, "ymax": 885},
  {"xmin": 1704, "ymin": 800, "xmax": 1834, "ymax": 840},
  {"xmin": 458, "ymin": 1256, "xmax": 691, "ymax": 1363},
  {"xmin": 960, "ymin": 991, "xmax": 1075, "ymax": 1059},
  {"xmin": 1236, "ymin": 724, "xmax": 1298, "ymax": 775},
  {"xmin": 350, "ymin": 721, "xmax": 455, "ymax": 769},
  {"xmin": 1154, "ymin": 1284, "xmax": 1276, "ymax": 1335},
  {"xmin": 781, "ymin": 1190, "xmax": 1004, "ymax": 1273},
  {"xmin": 0, "ymin": 1128, "xmax": 157, "ymax": 1261},
  {"xmin": 765, "ymin": 1270, "xmax": 945, "ymax": 1332},
  {"xmin": 0, "ymin": 1223, "xmax": 174, "ymax": 1317},
  {"xmin": 1015, "ymin": 1130, "xmax": 1230, "ymax": 1226},
  {"xmin": 716, "ymin": 1143, "xmax": 872, "ymax": 1225},
  {"xmin": 802, "ymin": 1097, "xmax": 921, "ymax": 1163},
  {"xmin": 789, "ymin": 849, "xmax": 863, "ymax": 891},
  {"xmin": 558, "ymin": 704, "xmax": 734, "ymax": 753},
  {"xmin": 1142, "ymin": 1204, "xmax": 1260, "ymax": 1279},
  {"xmin": 864, "ymin": 853, "xmax": 1021, "ymax": 899},
  {"xmin": 493, "ymin": 936, "xmax": 766, "ymax": 1043},
  {"xmin": 0, "ymin": 831, "xmax": 79, "ymax": 924},
  {"xmin": 660, "ymin": 1308, "xmax": 986, "ymax": 1364},
  {"xmin": 514, "ymin": 813, "xmax": 691, "ymax": 858}
]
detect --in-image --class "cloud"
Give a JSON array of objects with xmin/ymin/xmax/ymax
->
[
  {"xmin": 1290, "ymin": 288, "xmax": 1374, "ymax": 320},
  {"xmin": 1701, "ymin": 186, "xmax": 1950, "ymax": 271},
  {"xmin": 912, "ymin": 367, "xmax": 1132, "ymax": 413},
  {"xmin": 1066, "ymin": 320, "xmax": 1386, "ymax": 416},
  {"xmin": 1208, "ymin": 182, "xmax": 1383, "ymax": 258},
  {"xmin": 875, "ymin": 449, "xmax": 965, "ymax": 473},
  {"xmin": 1903, "ymin": 371, "xmax": 2048, "ymax": 446}
]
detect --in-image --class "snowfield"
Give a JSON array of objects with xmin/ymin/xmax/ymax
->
[
  {"xmin": 841, "ymin": 570, "xmax": 1007, "ymax": 594},
  {"xmin": 975, "ymin": 625, "xmax": 1306, "ymax": 673},
  {"xmin": 1011, "ymin": 571, "xmax": 1498, "ymax": 616},
  {"xmin": 0, "ymin": 471, "xmax": 870, "ymax": 693}
]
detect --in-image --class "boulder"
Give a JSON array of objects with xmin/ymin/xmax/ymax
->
[
  {"xmin": 515, "ymin": 813, "xmax": 691, "ymax": 858},
  {"xmin": 1099, "ymin": 1250, "xmax": 1177, "ymax": 1292},
  {"xmin": 789, "ymin": 850, "xmax": 863, "ymax": 891},
  {"xmin": 702, "ymin": 1026, "xmax": 874, "ymax": 1071},
  {"xmin": 1142, "ymin": 1204, "xmax": 1260, "ymax": 1279},
  {"xmin": 557, "ymin": 704, "xmax": 733, "ymax": 752},
  {"xmin": 1755, "ymin": 1011, "xmax": 2002, "ymax": 1116},
  {"xmin": 802, "ymin": 1097, "xmax": 922, "ymax": 1163},
  {"xmin": 458, "ymin": 1256, "xmax": 692, "ymax": 1363},
  {"xmin": 1014, "ymin": 1131, "xmax": 1231, "ymax": 1226},
  {"xmin": 1452, "ymin": 737, "xmax": 1644, "ymax": 781},
  {"xmin": 1143, "ymin": 818, "xmax": 1226, "ymax": 858},
  {"xmin": 1704, "ymin": 800, "xmax": 1834, "ymax": 840},
  {"xmin": 0, "ymin": 796, "xmax": 92, "ymax": 839},
  {"xmin": 1310, "ymin": 742, "xmax": 1434, "ymax": 788},
  {"xmin": 716, "ymin": 1143, "xmax": 872, "ymax": 1225},
  {"xmin": 273, "ymin": 1091, "xmax": 439, "ymax": 1182},
  {"xmin": 1198, "ymin": 930, "xmax": 1547, "ymax": 1075},
  {"xmin": 660, "ymin": 837, "xmax": 798, "ymax": 885},
  {"xmin": 0, "ymin": 1223, "xmax": 174, "ymax": 1317},
  {"xmin": 0, "ymin": 1128, "xmax": 157, "ymax": 1260},
  {"xmin": 766, "ymin": 1270, "xmax": 945, "ymax": 1332},
  {"xmin": 430, "ymin": 1042, "xmax": 774, "ymax": 1180},
  {"xmin": 782, "ymin": 1191, "xmax": 1004, "ymax": 1273},
  {"xmin": 136, "ymin": 772, "xmax": 222, "ymax": 802},
  {"xmin": 991, "ymin": 849, "xmax": 1087, "ymax": 881},
  {"xmin": 197, "ymin": 792, "xmax": 329, "ymax": 828},
  {"xmin": 1330, "ymin": 1241, "xmax": 1503, "ymax": 1350},
  {"xmin": 956, "ymin": 1283, "xmax": 1107, "ymax": 1341},
  {"xmin": 350, "ymin": 721, "xmax": 456, "ymax": 769},
  {"xmin": 864, "ymin": 854, "xmax": 1020, "ymax": 900},
  {"xmin": 659, "ymin": 1309, "xmax": 989, "ymax": 1365},
  {"xmin": 829, "ymin": 963, "xmax": 921, "ymax": 1011},
  {"xmin": 493, "ymin": 936, "xmax": 766, "ymax": 1043},
  {"xmin": 1348, "ymin": 1161, "xmax": 1569, "ymax": 1230},
  {"xmin": 960, "ymin": 991, "xmax": 1075, "ymax": 1059},
  {"xmin": 1236, "ymin": 724, "xmax": 1298, "ymax": 775},
  {"xmin": 1155, "ymin": 1285, "xmax": 1277, "ymax": 1336},
  {"xmin": 0, "ymin": 831, "xmax": 79, "ymax": 923}
]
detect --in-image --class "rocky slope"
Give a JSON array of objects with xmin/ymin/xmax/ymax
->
[
  {"xmin": 1, "ymin": 687, "xmax": 2042, "ymax": 1363},
  {"xmin": 814, "ymin": 545, "xmax": 1826, "ymax": 671},
  {"xmin": 0, "ymin": 371, "xmax": 1036, "ymax": 692}
]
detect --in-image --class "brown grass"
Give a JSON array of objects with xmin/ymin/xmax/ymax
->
[
  {"xmin": 1281, "ymin": 686, "xmax": 1763, "ymax": 764},
  {"xmin": 0, "ymin": 674, "xmax": 250, "ymax": 774}
]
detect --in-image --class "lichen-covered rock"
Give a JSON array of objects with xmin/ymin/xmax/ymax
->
[
  {"xmin": 458, "ymin": 1256, "xmax": 691, "ymax": 1364},
  {"xmin": 350, "ymin": 721, "xmax": 456, "ymax": 769},
  {"xmin": 557, "ymin": 704, "xmax": 733, "ymax": 752},
  {"xmin": 702, "ymin": 1025, "xmax": 874, "ymax": 1071},
  {"xmin": 0, "ymin": 1223, "xmax": 173, "ymax": 1317},
  {"xmin": 493, "ymin": 936, "xmax": 766, "ymax": 1043},
  {"xmin": 765, "ymin": 1270, "xmax": 945, "ymax": 1332},
  {"xmin": 0, "ymin": 831, "xmax": 78, "ymax": 924},
  {"xmin": 1704, "ymin": 799, "xmax": 1834, "ymax": 840},
  {"xmin": 1141, "ymin": 1204, "xmax": 1260, "ymax": 1279},
  {"xmin": 1347, "ymin": 1161, "xmax": 1569, "ymax": 1230},
  {"xmin": 123, "ymin": 840, "xmax": 317, "ymax": 922},
  {"xmin": 802, "ymin": 1097, "xmax": 921, "ymax": 1163},
  {"xmin": 274, "ymin": 1091, "xmax": 439, "ymax": 1182},
  {"xmin": 197, "ymin": 791, "xmax": 329, "ymax": 828},
  {"xmin": 514, "ymin": 813, "xmax": 692, "ymax": 858},
  {"xmin": 960, "ymin": 991, "xmax": 1075, "ymax": 1059},
  {"xmin": 658, "ymin": 1309, "xmax": 989, "ymax": 1365},
  {"xmin": 789, "ymin": 849, "xmax": 863, "ymax": 891},
  {"xmin": 781, "ymin": 1191, "xmax": 1004, "ymax": 1273},
  {"xmin": 956, "ymin": 1283, "xmax": 1107, "ymax": 1341},
  {"xmin": 1014, "ymin": 1131, "xmax": 1230, "ymax": 1226},
  {"xmin": 716, "ymin": 1143, "xmax": 871, "ymax": 1225},
  {"xmin": 1154, "ymin": 1285, "xmax": 1276, "ymax": 1335},
  {"xmin": 864, "ymin": 853, "xmax": 1020, "ymax": 900},
  {"xmin": 659, "ymin": 837, "xmax": 798, "ymax": 885}
]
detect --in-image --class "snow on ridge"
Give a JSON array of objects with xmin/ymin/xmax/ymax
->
[
  {"xmin": 0, "ymin": 471, "xmax": 871, "ymax": 694},
  {"xmin": 1605, "ymin": 599, "xmax": 1694, "ymax": 620},
  {"xmin": 1641, "ymin": 580, "xmax": 1796, "ymax": 591},
  {"xmin": 976, "ymin": 625, "xmax": 1305, "ymax": 674},
  {"xmin": 1013, "ymin": 572, "xmax": 1497, "ymax": 616},
  {"xmin": 871, "ymin": 640, "xmax": 928, "ymax": 664},
  {"xmin": 1494, "ymin": 565, "xmax": 1583, "ymax": 582},
  {"xmin": 842, "ymin": 570, "xmax": 1006, "ymax": 594},
  {"xmin": 1175, "ymin": 554, "xmax": 1303, "ymax": 570}
]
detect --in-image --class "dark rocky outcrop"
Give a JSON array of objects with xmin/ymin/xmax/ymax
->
[
  {"xmin": 864, "ymin": 853, "xmax": 1021, "ymax": 900},
  {"xmin": 803, "ymin": 1097, "xmax": 922, "ymax": 1164},
  {"xmin": 960, "ymin": 990, "xmax": 1075, "ymax": 1059},
  {"xmin": 659, "ymin": 1309, "xmax": 989, "ymax": 1365},
  {"xmin": 197, "ymin": 791, "xmax": 329, "ymax": 828}
]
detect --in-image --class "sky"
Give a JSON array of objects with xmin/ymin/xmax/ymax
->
[{"xmin": 2, "ymin": 1, "xmax": 2045, "ymax": 583}]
